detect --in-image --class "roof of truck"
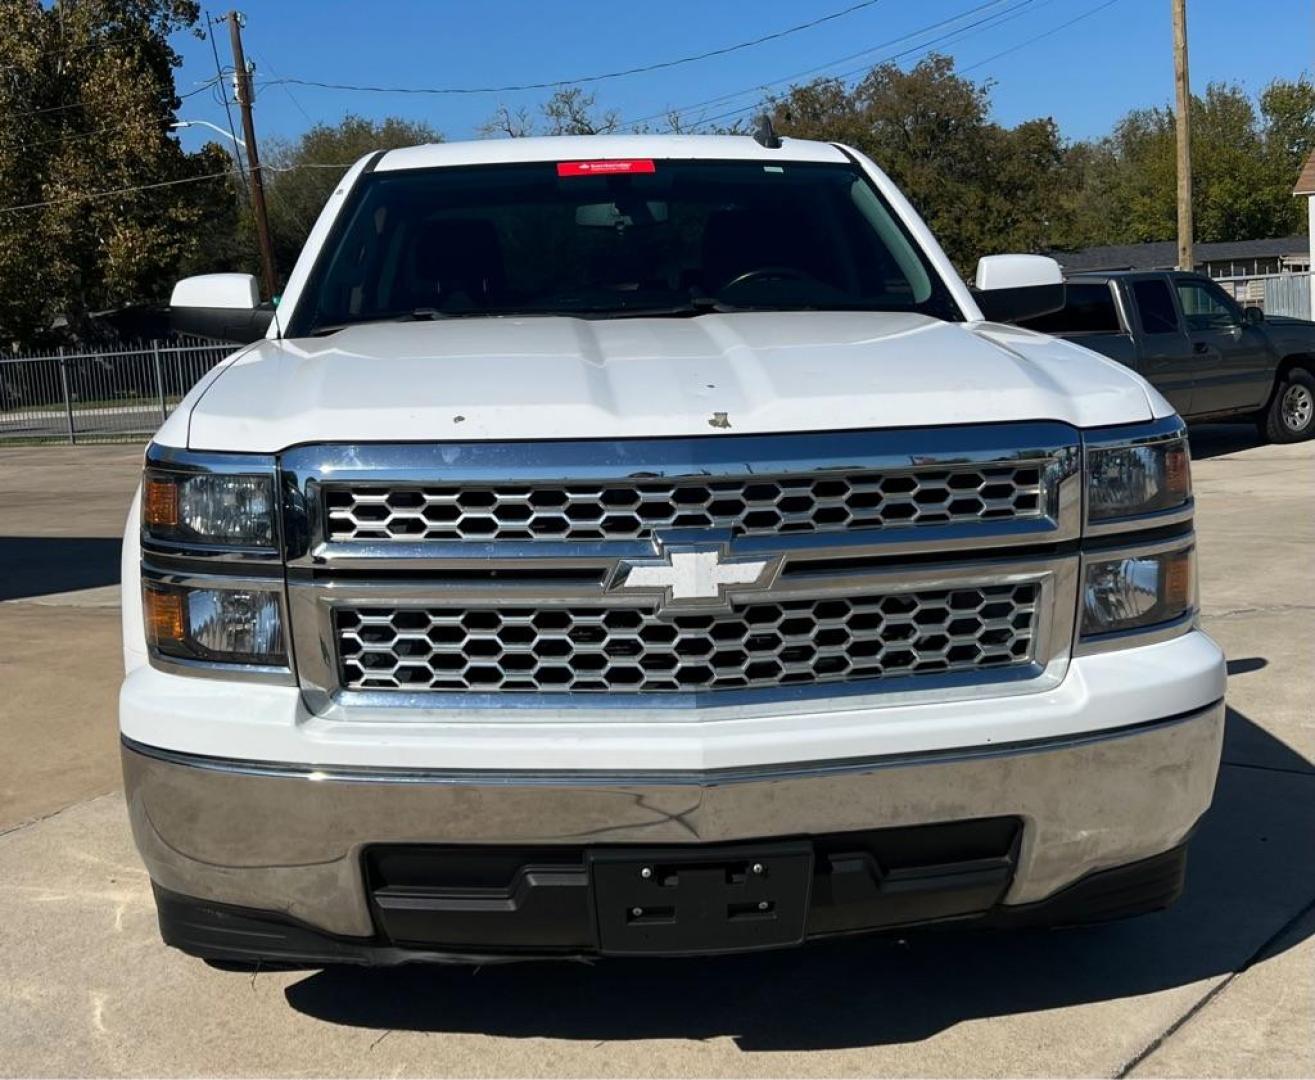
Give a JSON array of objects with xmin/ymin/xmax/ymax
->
[
  {"xmin": 1066, "ymin": 269, "xmax": 1186, "ymax": 279},
  {"xmin": 375, "ymin": 134, "xmax": 851, "ymax": 172}
]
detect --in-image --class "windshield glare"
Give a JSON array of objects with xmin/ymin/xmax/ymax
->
[{"xmin": 291, "ymin": 159, "xmax": 961, "ymax": 336}]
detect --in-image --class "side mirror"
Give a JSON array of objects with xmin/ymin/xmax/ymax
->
[
  {"xmin": 169, "ymin": 273, "xmax": 273, "ymax": 343},
  {"xmin": 972, "ymin": 254, "xmax": 1065, "ymax": 324},
  {"xmin": 1244, "ymin": 305, "xmax": 1264, "ymax": 327}
]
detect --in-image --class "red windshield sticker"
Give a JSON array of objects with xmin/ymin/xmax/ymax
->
[{"xmin": 556, "ymin": 159, "xmax": 656, "ymax": 177}]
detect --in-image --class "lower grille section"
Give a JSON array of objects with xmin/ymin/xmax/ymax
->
[{"xmin": 335, "ymin": 583, "xmax": 1040, "ymax": 694}]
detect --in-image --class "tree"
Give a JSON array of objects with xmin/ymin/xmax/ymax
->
[
  {"xmin": 480, "ymin": 103, "xmax": 535, "ymax": 139},
  {"xmin": 1068, "ymin": 78, "xmax": 1315, "ymax": 248},
  {"xmin": 1261, "ymin": 76, "xmax": 1315, "ymax": 171},
  {"xmin": 480, "ymin": 87, "xmax": 619, "ymax": 138},
  {"xmin": 259, "ymin": 115, "xmax": 443, "ymax": 275},
  {"xmin": 766, "ymin": 63, "xmax": 1315, "ymax": 259},
  {"xmin": 541, "ymin": 87, "xmax": 620, "ymax": 136},
  {"xmin": 768, "ymin": 56, "xmax": 1074, "ymax": 270},
  {"xmin": 0, "ymin": 0, "xmax": 236, "ymax": 345}
]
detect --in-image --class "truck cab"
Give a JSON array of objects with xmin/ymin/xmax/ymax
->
[{"xmin": 1021, "ymin": 270, "xmax": 1315, "ymax": 441}]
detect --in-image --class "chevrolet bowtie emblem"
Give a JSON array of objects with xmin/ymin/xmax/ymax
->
[{"xmin": 611, "ymin": 546, "xmax": 777, "ymax": 615}]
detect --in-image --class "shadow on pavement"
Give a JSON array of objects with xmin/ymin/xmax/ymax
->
[
  {"xmin": 0, "ymin": 536, "xmax": 120, "ymax": 601},
  {"xmin": 281, "ymin": 705, "xmax": 1315, "ymax": 1051},
  {"xmin": 1187, "ymin": 423, "xmax": 1267, "ymax": 460},
  {"xmin": 1225, "ymin": 656, "xmax": 1267, "ymax": 677}
]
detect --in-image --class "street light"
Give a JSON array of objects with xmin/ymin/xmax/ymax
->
[{"xmin": 170, "ymin": 120, "xmax": 246, "ymax": 149}]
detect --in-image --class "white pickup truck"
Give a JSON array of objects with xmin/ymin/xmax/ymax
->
[{"xmin": 121, "ymin": 132, "xmax": 1225, "ymax": 965}]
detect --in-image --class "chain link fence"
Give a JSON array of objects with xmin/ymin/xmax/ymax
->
[{"xmin": 0, "ymin": 339, "xmax": 235, "ymax": 444}]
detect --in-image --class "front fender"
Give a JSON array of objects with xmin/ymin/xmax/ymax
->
[{"xmin": 122, "ymin": 484, "xmax": 146, "ymax": 673}]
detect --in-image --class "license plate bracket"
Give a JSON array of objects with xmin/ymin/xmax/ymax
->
[{"xmin": 589, "ymin": 842, "xmax": 813, "ymax": 956}]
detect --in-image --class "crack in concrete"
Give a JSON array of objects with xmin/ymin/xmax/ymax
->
[
  {"xmin": 1203, "ymin": 602, "xmax": 1315, "ymax": 620},
  {"xmin": 1115, "ymin": 891, "xmax": 1315, "ymax": 1078},
  {"xmin": 0, "ymin": 790, "xmax": 119, "ymax": 840}
]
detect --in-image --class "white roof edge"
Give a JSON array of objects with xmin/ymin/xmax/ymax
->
[{"xmin": 375, "ymin": 134, "xmax": 850, "ymax": 171}]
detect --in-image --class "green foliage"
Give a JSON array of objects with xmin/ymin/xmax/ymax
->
[
  {"xmin": 1048, "ymin": 77, "xmax": 1315, "ymax": 248},
  {"xmin": 1, "ymin": 14, "xmax": 1311, "ymax": 348},
  {"xmin": 0, "ymin": 0, "xmax": 237, "ymax": 345},
  {"xmin": 259, "ymin": 115, "xmax": 443, "ymax": 275},
  {"xmin": 768, "ymin": 56, "xmax": 1075, "ymax": 271},
  {"xmin": 761, "ymin": 59, "xmax": 1314, "ymax": 263}
]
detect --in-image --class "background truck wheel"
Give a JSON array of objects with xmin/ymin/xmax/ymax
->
[{"xmin": 1261, "ymin": 366, "xmax": 1315, "ymax": 443}]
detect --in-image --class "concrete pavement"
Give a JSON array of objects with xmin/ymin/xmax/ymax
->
[
  {"xmin": 0, "ymin": 445, "xmax": 141, "ymax": 829},
  {"xmin": 0, "ymin": 427, "xmax": 1311, "ymax": 1077}
]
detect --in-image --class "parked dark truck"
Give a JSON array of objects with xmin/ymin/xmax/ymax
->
[{"xmin": 1021, "ymin": 270, "xmax": 1315, "ymax": 442}]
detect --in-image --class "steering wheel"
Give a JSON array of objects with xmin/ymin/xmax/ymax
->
[{"xmin": 721, "ymin": 266, "xmax": 809, "ymax": 291}]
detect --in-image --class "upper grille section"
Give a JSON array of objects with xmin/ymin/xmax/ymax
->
[
  {"xmin": 335, "ymin": 583, "xmax": 1041, "ymax": 695},
  {"xmin": 323, "ymin": 463, "xmax": 1045, "ymax": 543}
]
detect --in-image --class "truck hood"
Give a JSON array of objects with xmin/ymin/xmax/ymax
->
[{"xmin": 181, "ymin": 311, "xmax": 1160, "ymax": 451}]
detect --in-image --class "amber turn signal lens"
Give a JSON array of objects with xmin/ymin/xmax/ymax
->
[
  {"xmin": 144, "ymin": 587, "xmax": 185, "ymax": 647},
  {"xmin": 1165, "ymin": 445, "xmax": 1191, "ymax": 500},
  {"xmin": 1163, "ymin": 549, "xmax": 1194, "ymax": 610},
  {"xmin": 144, "ymin": 478, "xmax": 179, "ymax": 528}
]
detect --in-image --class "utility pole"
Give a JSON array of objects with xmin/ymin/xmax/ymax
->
[
  {"xmin": 1171, "ymin": 0, "xmax": 1194, "ymax": 271},
  {"xmin": 227, "ymin": 10, "xmax": 277, "ymax": 300}
]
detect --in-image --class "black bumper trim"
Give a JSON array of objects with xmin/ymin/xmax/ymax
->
[{"xmin": 152, "ymin": 840, "xmax": 1190, "ymax": 967}]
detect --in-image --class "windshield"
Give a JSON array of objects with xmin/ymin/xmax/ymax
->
[{"xmin": 288, "ymin": 158, "xmax": 962, "ymax": 336}]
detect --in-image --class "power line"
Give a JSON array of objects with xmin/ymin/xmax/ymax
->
[
  {"xmin": 681, "ymin": 0, "xmax": 1048, "ymax": 130},
  {"xmin": 252, "ymin": 47, "xmax": 317, "ymax": 129},
  {"xmin": 0, "ymin": 168, "xmax": 241, "ymax": 215},
  {"xmin": 625, "ymin": 0, "xmax": 1030, "ymax": 129},
  {"xmin": 0, "ymin": 29, "xmax": 170, "ymax": 72},
  {"xmin": 0, "ymin": 89, "xmax": 262, "ymax": 154},
  {"xmin": 0, "ymin": 113, "xmax": 179, "ymax": 152},
  {"xmin": 957, "ymin": 0, "xmax": 1123, "ymax": 74},
  {"xmin": 0, "ymin": 161, "xmax": 353, "ymax": 216},
  {"xmin": 5, "ymin": 76, "xmax": 221, "ymax": 121},
  {"xmin": 0, "ymin": 0, "xmax": 1127, "ymax": 216},
  {"xmin": 255, "ymin": 0, "xmax": 888, "ymax": 97}
]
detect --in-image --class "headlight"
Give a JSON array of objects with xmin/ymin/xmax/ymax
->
[
  {"xmin": 1081, "ymin": 545, "xmax": 1195, "ymax": 637},
  {"xmin": 1087, "ymin": 438, "xmax": 1190, "ymax": 521},
  {"xmin": 143, "ymin": 472, "xmax": 275, "ymax": 548},
  {"xmin": 144, "ymin": 583, "xmax": 285, "ymax": 666}
]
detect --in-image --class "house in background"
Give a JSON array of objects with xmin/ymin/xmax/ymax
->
[
  {"xmin": 1052, "ymin": 235, "xmax": 1309, "ymax": 310},
  {"xmin": 1055, "ymin": 235, "xmax": 1310, "ymax": 279},
  {"xmin": 1294, "ymin": 148, "xmax": 1315, "ymax": 315}
]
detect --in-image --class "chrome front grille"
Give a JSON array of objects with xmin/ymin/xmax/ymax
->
[
  {"xmin": 334, "ymin": 583, "xmax": 1041, "ymax": 694},
  {"xmin": 284, "ymin": 426, "xmax": 1082, "ymax": 711},
  {"xmin": 323, "ymin": 463, "xmax": 1045, "ymax": 543}
]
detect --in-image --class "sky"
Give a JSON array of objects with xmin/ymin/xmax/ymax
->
[{"xmin": 166, "ymin": 0, "xmax": 1313, "ymax": 155}]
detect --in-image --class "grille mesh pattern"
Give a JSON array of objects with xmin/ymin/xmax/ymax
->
[
  {"xmin": 335, "ymin": 583, "xmax": 1040, "ymax": 694},
  {"xmin": 323, "ymin": 464, "xmax": 1045, "ymax": 543}
]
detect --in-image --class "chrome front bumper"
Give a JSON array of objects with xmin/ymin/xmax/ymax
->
[{"xmin": 124, "ymin": 701, "xmax": 1224, "ymax": 939}]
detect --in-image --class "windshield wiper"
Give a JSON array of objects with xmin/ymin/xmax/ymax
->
[
  {"xmin": 589, "ymin": 296, "xmax": 744, "ymax": 319},
  {"xmin": 308, "ymin": 297, "xmax": 902, "ymax": 334}
]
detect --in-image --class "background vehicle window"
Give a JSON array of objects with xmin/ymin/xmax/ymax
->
[
  {"xmin": 1132, "ymin": 279, "xmax": 1180, "ymax": 334},
  {"xmin": 1018, "ymin": 283, "xmax": 1120, "ymax": 334},
  {"xmin": 1174, "ymin": 279, "xmax": 1240, "ymax": 331}
]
